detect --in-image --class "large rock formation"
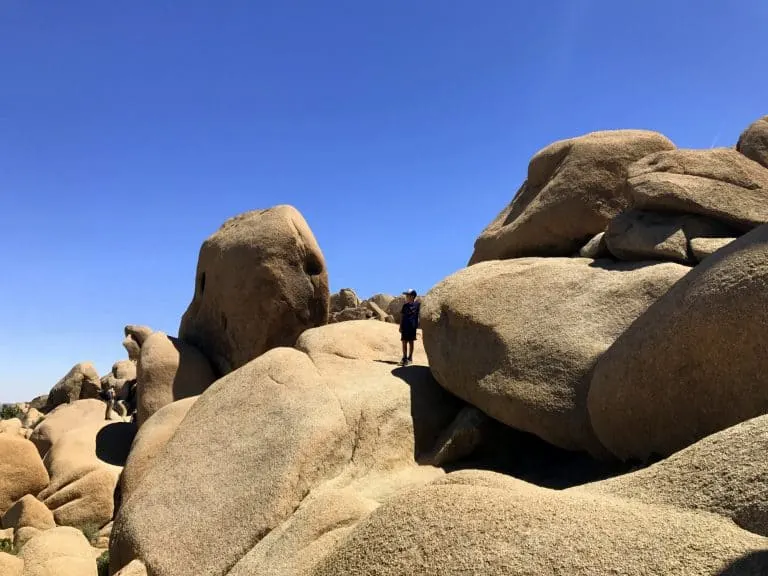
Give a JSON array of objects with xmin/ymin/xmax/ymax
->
[
  {"xmin": 329, "ymin": 288, "xmax": 360, "ymax": 312},
  {"xmin": 45, "ymin": 363, "xmax": 101, "ymax": 411},
  {"xmin": 37, "ymin": 418, "xmax": 123, "ymax": 528},
  {"xmin": 309, "ymin": 471, "xmax": 768, "ymax": 576},
  {"xmin": 28, "ymin": 400, "xmax": 126, "ymax": 528},
  {"xmin": 0, "ymin": 436, "xmax": 49, "ymax": 516},
  {"xmin": 19, "ymin": 526, "xmax": 97, "ymax": 575},
  {"xmin": 737, "ymin": 115, "xmax": 768, "ymax": 169},
  {"xmin": 119, "ymin": 396, "xmax": 198, "ymax": 507},
  {"xmin": 179, "ymin": 205, "xmax": 330, "ymax": 375},
  {"xmin": 628, "ymin": 148, "xmax": 768, "ymax": 231},
  {"xmin": 0, "ymin": 552, "xmax": 22, "ymax": 576},
  {"xmin": 110, "ymin": 321, "xmax": 463, "ymax": 575},
  {"xmin": 578, "ymin": 414, "xmax": 768, "ymax": 537},
  {"xmin": 2, "ymin": 495, "xmax": 55, "ymax": 531},
  {"xmin": 123, "ymin": 326, "xmax": 153, "ymax": 362},
  {"xmin": 29, "ymin": 399, "xmax": 115, "ymax": 458},
  {"xmin": 605, "ymin": 210, "xmax": 736, "ymax": 264},
  {"xmin": 421, "ymin": 257, "xmax": 688, "ymax": 456},
  {"xmin": 469, "ymin": 130, "xmax": 675, "ymax": 264},
  {"xmin": 589, "ymin": 224, "xmax": 768, "ymax": 460},
  {"xmin": 100, "ymin": 360, "xmax": 137, "ymax": 398},
  {"xmin": 135, "ymin": 332, "xmax": 214, "ymax": 427}
]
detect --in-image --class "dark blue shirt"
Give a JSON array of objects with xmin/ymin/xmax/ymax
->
[{"xmin": 400, "ymin": 301, "xmax": 420, "ymax": 331}]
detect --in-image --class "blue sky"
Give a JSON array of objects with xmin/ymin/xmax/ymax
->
[{"xmin": 1, "ymin": 1, "xmax": 766, "ymax": 401}]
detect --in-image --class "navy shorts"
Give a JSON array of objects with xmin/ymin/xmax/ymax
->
[{"xmin": 401, "ymin": 328, "xmax": 417, "ymax": 342}]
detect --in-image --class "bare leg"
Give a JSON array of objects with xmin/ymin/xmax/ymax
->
[
  {"xmin": 402, "ymin": 341, "xmax": 407, "ymax": 360},
  {"xmin": 408, "ymin": 341, "xmax": 414, "ymax": 361}
]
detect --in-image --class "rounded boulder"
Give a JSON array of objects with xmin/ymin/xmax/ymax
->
[
  {"xmin": 421, "ymin": 257, "xmax": 689, "ymax": 456},
  {"xmin": 179, "ymin": 205, "xmax": 330, "ymax": 375},
  {"xmin": 589, "ymin": 223, "xmax": 768, "ymax": 460},
  {"xmin": 469, "ymin": 130, "xmax": 675, "ymax": 264},
  {"xmin": 737, "ymin": 115, "xmax": 768, "ymax": 169}
]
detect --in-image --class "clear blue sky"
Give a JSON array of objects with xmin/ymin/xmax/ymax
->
[{"xmin": 1, "ymin": 1, "xmax": 766, "ymax": 401}]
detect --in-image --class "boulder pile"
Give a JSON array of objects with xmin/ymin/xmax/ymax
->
[
  {"xmin": 4, "ymin": 113, "xmax": 768, "ymax": 575},
  {"xmin": 328, "ymin": 288, "xmax": 402, "ymax": 324}
]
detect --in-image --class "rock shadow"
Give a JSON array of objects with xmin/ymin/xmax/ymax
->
[
  {"xmin": 391, "ymin": 365, "xmax": 633, "ymax": 489},
  {"xmin": 717, "ymin": 551, "xmax": 768, "ymax": 575},
  {"xmin": 95, "ymin": 421, "xmax": 137, "ymax": 467},
  {"xmin": 391, "ymin": 365, "xmax": 465, "ymax": 460}
]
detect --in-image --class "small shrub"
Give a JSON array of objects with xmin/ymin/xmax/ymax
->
[
  {"xmin": 79, "ymin": 523, "xmax": 100, "ymax": 544},
  {"xmin": 0, "ymin": 538, "xmax": 16, "ymax": 555},
  {"xmin": 97, "ymin": 550, "xmax": 109, "ymax": 576},
  {"xmin": 0, "ymin": 404, "xmax": 24, "ymax": 421}
]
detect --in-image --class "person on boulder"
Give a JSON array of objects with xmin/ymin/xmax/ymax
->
[
  {"xmin": 100, "ymin": 384, "xmax": 115, "ymax": 420},
  {"xmin": 400, "ymin": 289, "xmax": 420, "ymax": 366}
]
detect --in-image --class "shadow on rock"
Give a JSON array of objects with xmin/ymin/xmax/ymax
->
[
  {"xmin": 391, "ymin": 365, "xmax": 466, "ymax": 461},
  {"xmin": 96, "ymin": 422, "xmax": 137, "ymax": 467},
  {"xmin": 717, "ymin": 551, "xmax": 768, "ymax": 575},
  {"xmin": 392, "ymin": 364, "xmax": 634, "ymax": 489}
]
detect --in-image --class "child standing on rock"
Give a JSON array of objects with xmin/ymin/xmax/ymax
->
[{"xmin": 400, "ymin": 289, "xmax": 420, "ymax": 366}]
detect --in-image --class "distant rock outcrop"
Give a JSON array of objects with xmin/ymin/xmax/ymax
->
[{"xmin": 45, "ymin": 362, "xmax": 102, "ymax": 412}]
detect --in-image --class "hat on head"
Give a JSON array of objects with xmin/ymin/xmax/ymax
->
[{"xmin": 403, "ymin": 289, "xmax": 417, "ymax": 297}]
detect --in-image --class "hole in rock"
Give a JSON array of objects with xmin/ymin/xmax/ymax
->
[
  {"xmin": 198, "ymin": 272, "xmax": 206, "ymax": 296},
  {"xmin": 304, "ymin": 254, "xmax": 324, "ymax": 277},
  {"xmin": 96, "ymin": 422, "xmax": 138, "ymax": 467}
]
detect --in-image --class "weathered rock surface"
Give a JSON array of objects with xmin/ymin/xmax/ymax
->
[
  {"xmin": 310, "ymin": 470, "xmax": 768, "ymax": 576},
  {"xmin": 14, "ymin": 526, "xmax": 41, "ymax": 550},
  {"xmin": 21, "ymin": 409, "xmax": 42, "ymax": 430},
  {"xmin": 29, "ymin": 402, "xmax": 128, "ymax": 529},
  {"xmin": 469, "ymin": 130, "xmax": 675, "ymax": 264},
  {"xmin": 329, "ymin": 307, "xmax": 373, "ymax": 323},
  {"xmin": 123, "ymin": 326, "xmax": 153, "ymax": 362},
  {"xmin": 0, "ymin": 552, "xmax": 22, "ymax": 576},
  {"xmin": 28, "ymin": 397, "xmax": 48, "ymax": 413},
  {"xmin": 368, "ymin": 293, "xmax": 394, "ymax": 312},
  {"xmin": 19, "ymin": 526, "xmax": 97, "ymax": 576},
  {"xmin": 421, "ymin": 257, "xmax": 689, "ymax": 456},
  {"xmin": 101, "ymin": 360, "xmax": 137, "ymax": 398},
  {"xmin": 29, "ymin": 399, "xmax": 115, "ymax": 458},
  {"xmin": 0, "ymin": 418, "xmax": 24, "ymax": 436},
  {"xmin": 119, "ymin": 396, "xmax": 198, "ymax": 507},
  {"xmin": 737, "ymin": 115, "xmax": 768, "ymax": 169},
  {"xmin": 589, "ymin": 224, "xmax": 768, "ymax": 460},
  {"xmin": 38, "ymin": 419, "xmax": 123, "ymax": 529},
  {"xmin": 690, "ymin": 236, "xmax": 736, "ymax": 262},
  {"xmin": 385, "ymin": 295, "xmax": 410, "ymax": 324},
  {"xmin": 606, "ymin": 210, "xmax": 736, "ymax": 264},
  {"xmin": 179, "ymin": 205, "xmax": 330, "ymax": 375},
  {"xmin": 0, "ymin": 436, "xmax": 49, "ymax": 516},
  {"xmin": 578, "ymin": 414, "xmax": 768, "ymax": 537},
  {"xmin": 114, "ymin": 559, "xmax": 148, "ymax": 575},
  {"xmin": 362, "ymin": 300, "xmax": 392, "ymax": 322},
  {"xmin": 330, "ymin": 289, "xmax": 360, "ymax": 312},
  {"xmin": 45, "ymin": 363, "xmax": 101, "ymax": 411},
  {"xmin": 578, "ymin": 232, "xmax": 609, "ymax": 258},
  {"xmin": 135, "ymin": 332, "xmax": 215, "ymax": 427},
  {"xmin": 111, "ymin": 321, "xmax": 462, "ymax": 576},
  {"xmin": 2, "ymin": 495, "xmax": 55, "ymax": 531},
  {"xmin": 628, "ymin": 148, "xmax": 768, "ymax": 231}
]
